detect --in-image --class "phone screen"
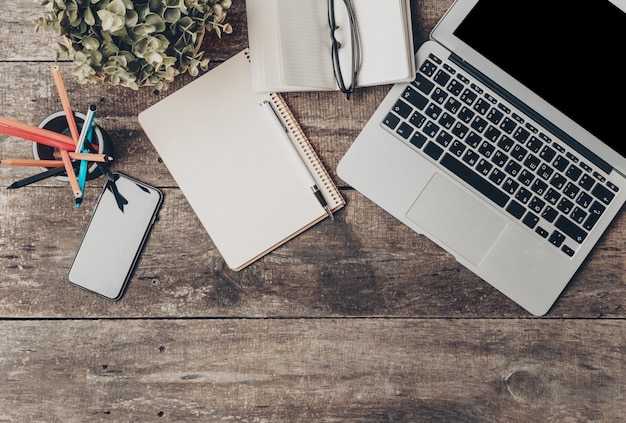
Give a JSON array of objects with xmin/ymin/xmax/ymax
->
[{"xmin": 68, "ymin": 173, "xmax": 163, "ymax": 300}]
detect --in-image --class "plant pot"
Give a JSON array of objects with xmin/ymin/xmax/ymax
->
[{"xmin": 33, "ymin": 111, "xmax": 113, "ymax": 182}]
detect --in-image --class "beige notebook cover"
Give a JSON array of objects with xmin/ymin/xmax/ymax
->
[{"xmin": 138, "ymin": 49, "xmax": 344, "ymax": 270}]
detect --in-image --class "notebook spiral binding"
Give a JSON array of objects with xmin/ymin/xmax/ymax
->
[{"xmin": 269, "ymin": 91, "xmax": 344, "ymax": 207}]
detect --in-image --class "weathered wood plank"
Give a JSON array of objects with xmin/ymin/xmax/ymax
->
[
  {"xmin": 1, "ymin": 319, "xmax": 624, "ymax": 422},
  {"xmin": 0, "ymin": 187, "xmax": 624, "ymax": 318}
]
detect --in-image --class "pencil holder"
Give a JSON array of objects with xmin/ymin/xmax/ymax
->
[{"xmin": 33, "ymin": 111, "xmax": 113, "ymax": 182}]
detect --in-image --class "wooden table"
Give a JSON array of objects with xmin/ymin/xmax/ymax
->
[{"xmin": 1, "ymin": 1, "xmax": 625, "ymax": 421}]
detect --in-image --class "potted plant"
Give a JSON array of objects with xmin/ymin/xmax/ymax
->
[{"xmin": 36, "ymin": 0, "xmax": 233, "ymax": 91}]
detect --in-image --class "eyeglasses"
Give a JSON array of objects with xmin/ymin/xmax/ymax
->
[{"xmin": 328, "ymin": 0, "xmax": 361, "ymax": 100}]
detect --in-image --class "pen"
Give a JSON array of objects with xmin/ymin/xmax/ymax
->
[
  {"xmin": 7, "ymin": 166, "xmax": 71, "ymax": 189},
  {"xmin": 74, "ymin": 105, "xmax": 96, "ymax": 208},
  {"xmin": 76, "ymin": 105, "xmax": 96, "ymax": 153},
  {"xmin": 261, "ymin": 101, "xmax": 334, "ymax": 220}
]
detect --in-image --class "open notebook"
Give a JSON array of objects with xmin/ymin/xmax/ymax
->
[
  {"xmin": 246, "ymin": 0, "xmax": 415, "ymax": 93},
  {"xmin": 139, "ymin": 50, "xmax": 344, "ymax": 271}
]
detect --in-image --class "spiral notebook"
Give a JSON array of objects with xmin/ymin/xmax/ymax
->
[{"xmin": 139, "ymin": 49, "xmax": 344, "ymax": 270}]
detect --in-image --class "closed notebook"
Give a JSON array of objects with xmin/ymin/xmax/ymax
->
[
  {"xmin": 246, "ymin": 0, "xmax": 415, "ymax": 93},
  {"xmin": 138, "ymin": 49, "xmax": 344, "ymax": 270}
]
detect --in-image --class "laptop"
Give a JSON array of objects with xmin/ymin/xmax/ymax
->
[{"xmin": 337, "ymin": 0, "xmax": 626, "ymax": 315}]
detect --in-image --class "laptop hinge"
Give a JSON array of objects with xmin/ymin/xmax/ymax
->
[{"xmin": 449, "ymin": 53, "xmax": 614, "ymax": 175}]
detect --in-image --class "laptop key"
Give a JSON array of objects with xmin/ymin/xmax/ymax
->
[
  {"xmin": 562, "ymin": 245, "xmax": 575, "ymax": 257},
  {"xmin": 583, "ymin": 202, "xmax": 604, "ymax": 230},
  {"xmin": 392, "ymin": 99, "xmax": 413, "ymax": 119},
  {"xmin": 413, "ymin": 74, "xmax": 435, "ymax": 94},
  {"xmin": 424, "ymin": 142, "xmax": 444, "ymax": 160},
  {"xmin": 410, "ymin": 111, "xmax": 426, "ymax": 128},
  {"xmin": 578, "ymin": 173, "xmax": 595, "ymax": 190},
  {"xmin": 460, "ymin": 89, "xmax": 477, "ymax": 105},
  {"xmin": 419, "ymin": 61, "xmax": 437, "ymax": 77},
  {"xmin": 489, "ymin": 168, "xmax": 506, "ymax": 185},
  {"xmin": 433, "ymin": 69, "xmax": 451, "ymax": 87},
  {"xmin": 531, "ymin": 179, "xmax": 548, "ymax": 196},
  {"xmin": 410, "ymin": 132, "xmax": 427, "ymax": 149},
  {"xmin": 450, "ymin": 140, "xmax": 466, "ymax": 156},
  {"xmin": 591, "ymin": 183, "xmax": 615, "ymax": 205},
  {"xmin": 396, "ymin": 122, "xmax": 413, "ymax": 139},
  {"xmin": 444, "ymin": 97, "xmax": 462, "ymax": 113},
  {"xmin": 576, "ymin": 191, "xmax": 593, "ymax": 208},
  {"xmin": 403, "ymin": 86, "xmax": 429, "ymax": 110},
  {"xmin": 549, "ymin": 231, "xmax": 565, "ymax": 248},
  {"xmin": 553, "ymin": 155, "xmax": 569, "ymax": 172},
  {"xmin": 539, "ymin": 145, "xmax": 556, "ymax": 162},
  {"xmin": 440, "ymin": 153, "xmax": 510, "ymax": 207},
  {"xmin": 446, "ymin": 79, "xmax": 463, "ymax": 96},
  {"xmin": 506, "ymin": 200, "xmax": 525, "ymax": 219},
  {"xmin": 486, "ymin": 108, "xmax": 504, "ymax": 125},
  {"xmin": 522, "ymin": 212, "xmax": 539, "ymax": 229},
  {"xmin": 500, "ymin": 117, "xmax": 517, "ymax": 134},
  {"xmin": 565, "ymin": 164, "xmax": 583, "ymax": 181},
  {"xmin": 541, "ymin": 206, "xmax": 558, "ymax": 223},
  {"xmin": 555, "ymin": 215, "xmax": 587, "ymax": 244},
  {"xmin": 526, "ymin": 136, "xmax": 543, "ymax": 153},
  {"xmin": 383, "ymin": 113, "xmax": 400, "ymax": 130},
  {"xmin": 458, "ymin": 106, "xmax": 475, "ymax": 123}
]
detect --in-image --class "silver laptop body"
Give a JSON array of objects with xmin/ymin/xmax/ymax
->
[{"xmin": 338, "ymin": 0, "xmax": 626, "ymax": 315}]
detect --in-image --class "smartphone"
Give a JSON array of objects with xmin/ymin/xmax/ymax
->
[{"xmin": 68, "ymin": 173, "xmax": 163, "ymax": 300}]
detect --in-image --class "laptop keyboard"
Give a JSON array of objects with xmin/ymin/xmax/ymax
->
[{"xmin": 381, "ymin": 53, "xmax": 620, "ymax": 257}]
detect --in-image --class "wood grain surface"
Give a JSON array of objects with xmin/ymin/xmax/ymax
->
[{"xmin": 1, "ymin": 1, "xmax": 625, "ymax": 422}]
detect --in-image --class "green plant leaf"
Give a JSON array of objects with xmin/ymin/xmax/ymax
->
[
  {"xmin": 97, "ymin": 10, "xmax": 125, "ymax": 32},
  {"xmin": 106, "ymin": 0, "xmax": 126, "ymax": 16},
  {"xmin": 81, "ymin": 35, "xmax": 100, "ymax": 50},
  {"xmin": 125, "ymin": 9, "xmax": 139, "ymax": 27},
  {"xmin": 163, "ymin": 7, "xmax": 181, "ymax": 23},
  {"xmin": 83, "ymin": 6, "xmax": 96, "ymax": 26}
]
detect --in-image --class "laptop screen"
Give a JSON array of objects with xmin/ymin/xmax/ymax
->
[{"xmin": 454, "ymin": 0, "xmax": 626, "ymax": 158}]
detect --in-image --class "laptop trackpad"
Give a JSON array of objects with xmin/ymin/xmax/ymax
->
[{"xmin": 406, "ymin": 174, "xmax": 507, "ymax": 265}]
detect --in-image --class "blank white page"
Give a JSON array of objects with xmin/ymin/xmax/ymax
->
[
  {"xmin": 352, "ymin": 0, "xmax": 414, "ymax": 86},
  {"xmin": 275, "ymin": 0, "xmax": 336, "ymax": 89}
]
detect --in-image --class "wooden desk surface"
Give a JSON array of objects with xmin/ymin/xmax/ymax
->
[{"xmin": 1, "ymin": 1, "xmax": 625, "ymax": 421}]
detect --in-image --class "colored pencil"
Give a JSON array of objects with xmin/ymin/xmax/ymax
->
[
  {"xmin": 0, "ymin": 158, "xmax": 64, "ymax": 167},
  {"xmin": 0, "ymin": 118, "xmax": 75, "ymax": 148},
  {"xmin": 51, "ymin": 66, "xmax": 80, "ymax": 145},
  {"xmin": 59, "ymin": 148, "xmax": 82, "ymax": 198},
  {"xmin": 51, "ymin": 66, "xmax": 83, "ymax": 197},
  {"xmin": 52, "ymin": 152, "xmax": 113, "ymax": 162}
]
